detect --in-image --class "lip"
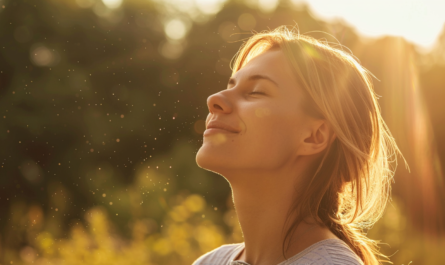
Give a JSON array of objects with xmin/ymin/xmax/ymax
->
[
  {"xmin": 203, "ymin": 128, "xmax": 237, "ymax": 136},
  {"xmin": 204, "ymin": 120, "xmax": 240, "ymax": 136}
]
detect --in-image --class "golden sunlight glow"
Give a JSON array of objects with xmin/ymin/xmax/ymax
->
[
  {"xmin": 292, "ymin": 0, "xmax": 445, "ymax": 48},
  {"xmin": 194, "ymin": 0, "xmax": 226, "ymax": 15},
  {"xmin": 102, "ymin": 0, "xmax": 122, "ymax": 9},
  {"xmin": 165, "ymin": 19, "xmax": 187, "ymax": 40},
  {"xmin": 205, "ymin": 133, "xmax": 228, "ymax": 145},
  {"xmin": 377, "ymin": 37, "xmax": 445, "ymax": 236}
]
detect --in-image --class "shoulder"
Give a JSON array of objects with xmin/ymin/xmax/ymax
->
[
  {"xmin": 192, "ymin": 243, "xmax": 244, "ymax": 265},
  {"xmin": 284, "ymin": 239, "xmax": 364, "ymax": 265}
]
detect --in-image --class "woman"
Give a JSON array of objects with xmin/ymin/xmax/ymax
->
[{"xmin": 193, "ymin": 26, "xmax": 402, "ymax": 265}]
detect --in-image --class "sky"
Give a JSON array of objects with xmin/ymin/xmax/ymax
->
[{"xmin": 291, "ymin": 0, "xmax": 445, "ymax": 49}]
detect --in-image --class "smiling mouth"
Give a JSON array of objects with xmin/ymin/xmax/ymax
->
[{"xmin": 203, "ymin": 128, "xmax": 238, "ymax": 136}]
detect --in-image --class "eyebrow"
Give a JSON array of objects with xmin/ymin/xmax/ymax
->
[{"xmin": 228, "ymin": 74, "xmax": 279, "ymax": 88}]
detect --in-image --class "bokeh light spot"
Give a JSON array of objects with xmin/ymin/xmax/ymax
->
[
  {"xmin": 20, "ymin": 246, "xmax": 37, "ymax": 263},
  {"xmin": 165, "ymin": 19, "xmax": 187, "ymax": 40},
  {"xmin": 184, "ymin": 194, "xmax": 205, "ymax": 212},
  {"xmin": 258, "ymin": 0, "xmax": 279, "ymax": 13},
  {"xmin": 194, "ymin": 119, "xmax": 206, "ymax": 134},
  {"xmin": 237, "ymin": 13, "xmax": 256, "ymax": 31},
  {"xmin": 30, "ymin": 44, "xmax": 59, "ymax": 67},
  {"xmin": 218, "ymin": 21, "xmax": 239, "ymax": 42},
  {"xmin": 194, "ymin": 0, "xmax": 226, "ymax": 15},
  {"xmin": 102, "ymin": 0, "xmax": 122, "ymax": 9}
]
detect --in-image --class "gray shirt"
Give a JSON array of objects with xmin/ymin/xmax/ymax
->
[{"xmin": 192, "ymin": 238, "xmax": 364, "ymax": 265}]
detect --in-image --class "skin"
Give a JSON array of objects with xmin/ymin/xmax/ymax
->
[{"xmin": 195, "ymin": 49, "xmax": 338, "ymax": 265}]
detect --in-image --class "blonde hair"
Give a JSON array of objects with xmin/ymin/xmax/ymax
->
[{"xmin": 231, "ymin": 26, "xmax": 403, "ymax": 264}]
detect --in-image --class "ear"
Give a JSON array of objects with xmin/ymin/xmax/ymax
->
[{"xmin": 298, "ymin": 120, "xmax": 335, "ymax": 156}]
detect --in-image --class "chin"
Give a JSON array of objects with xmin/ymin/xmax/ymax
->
[
  {"xmin": 196, "ymin": 145, "xmax": 218, "ymax": 170},
  {"xmin": 195, "ymin": 144, "xmax": 233, "ymax": 175}
]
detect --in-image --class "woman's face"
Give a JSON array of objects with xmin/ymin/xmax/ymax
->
[{"xmin": 196, "ymin": 49, "xmax": 314, "ymax": 177}]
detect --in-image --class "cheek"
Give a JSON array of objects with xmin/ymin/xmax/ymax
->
[{"xmin": 243, "ymin": 107, "xmax": 300, "ymax": 162}]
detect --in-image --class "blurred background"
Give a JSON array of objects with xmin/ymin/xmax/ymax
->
[{"xmin": 0, "ymin": 0, "xmax": 445, "ymax": 264}]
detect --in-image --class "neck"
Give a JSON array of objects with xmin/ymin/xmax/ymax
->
[
  {"xmin": 227, "ymin": 167, "xmax": 337, "ymax": 265},
  {"xmin": 229, "ymin": 169, "xmax": 298, "ymax": 265}
]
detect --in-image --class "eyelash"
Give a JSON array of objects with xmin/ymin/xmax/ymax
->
[{"xmin": 249, "ymin": 91, "xmax": 264, "ymax": 95}]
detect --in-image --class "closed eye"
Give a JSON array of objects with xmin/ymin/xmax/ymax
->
[{"xmin": 249, "ymin": 91, "xmax": 265, "ymax": 95}]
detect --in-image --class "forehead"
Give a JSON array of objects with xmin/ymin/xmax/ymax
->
[{"xmin": 232, "ymin": 49, "xmax": 297, "ymax": 86}]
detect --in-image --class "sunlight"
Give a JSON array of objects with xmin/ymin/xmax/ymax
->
[
  {"xmin": 380, "ymin": 37, "xmax": 445, "ymax": 236},
  {"xmin": 194, "ymin": 0, "xmax": 226, "ymax": 15},
  {"xmin": 165, "ymin": 19, "xmax": 187, "ymax": 40},
  {"xmin": 258, "ymin": 0, "xmax": 279, "ymax": 13},
  {"xmin": 4, "ymin": 0, "xmax": 445, "ymax": 264},
  {"xmin": 205, "ymin": 133, "xmax": 228, "ymax": 145},
  {"xmin": 292, "ymin": 0, "xmax": 445, "ymax": 49},
  {"xmin": 102, "ymin": 0, "xmax": 122, "ymax": 9}
]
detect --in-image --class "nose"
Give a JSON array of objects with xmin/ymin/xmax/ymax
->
[{"xmin": 207, "ymin": 91, "xmax": 232, "ymax": 114}]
